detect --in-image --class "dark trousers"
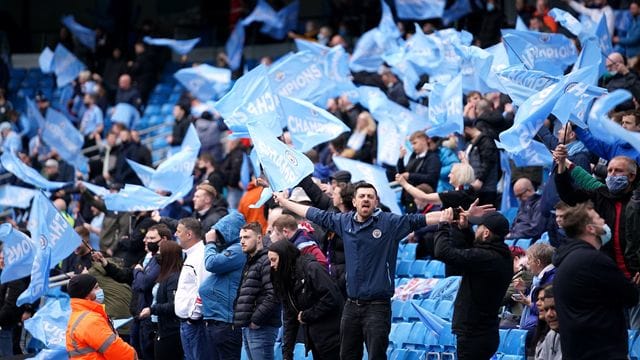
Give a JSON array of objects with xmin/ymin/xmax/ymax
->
[
  {"xmin": 339, "ymin": 300, "xmax": 391, "ymax": 360},
  {"xmin": 154, "ymin": 333, "xmax": 183, "ymax": 360},
  {"xmin": 132, "ymin": 317, "xmax": 156, "ymax": 360},
  {"xmin": 456, "ymin": 330, "xmax": 499, "ymax": 360},
  {"xmin": 204, "ymin": 320, "xmax": 242, "ymax": 360}
]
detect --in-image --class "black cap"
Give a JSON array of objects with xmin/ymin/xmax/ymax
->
[
  {"xmin": 35, "ymin": 90, "xmax": 48, "ymax": 102},
  {"xmin": 468, "ymin": 212, "xmax": 510, "ymax": 238},
  {"xmin": 67, "ymin": 274, "xmax": 98, "ymax": 299},
  {"xmin": 330, "ymin": 170, "xmax": 351, "ymax": 184}
]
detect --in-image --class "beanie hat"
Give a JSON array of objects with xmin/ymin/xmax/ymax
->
[{"xmin": 68, "ymin": 274, "xmax": 98, "ymax": 299}]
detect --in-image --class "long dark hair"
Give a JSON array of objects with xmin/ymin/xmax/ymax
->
[
  {"xmin": 157, "ymin": 241, "xmax": 183, "ymax": 282},
  {"xmin": 268, "ymin": 240, "xmax": 300, "ymax": 298}
]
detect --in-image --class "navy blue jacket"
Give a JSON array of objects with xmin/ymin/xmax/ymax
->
[{"xmin": 307, "ymin": 208, "xmax": 426, "ymax": 300}]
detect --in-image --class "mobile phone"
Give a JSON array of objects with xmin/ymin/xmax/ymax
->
[{"xmin": 511, "ymin": 293, "xmax": 524, "ymax": 301}]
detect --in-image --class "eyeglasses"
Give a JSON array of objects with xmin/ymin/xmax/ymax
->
[{"xmin": 514, "ymin": 189, "xmax": 529, "ymax": 199}]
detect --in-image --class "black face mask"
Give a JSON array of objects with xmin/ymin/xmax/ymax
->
[{"xmin": 147, "ymin": 241, "xmax": 160, "ymax": 253}]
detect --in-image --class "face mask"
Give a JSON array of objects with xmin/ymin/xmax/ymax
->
[
  {"xmin": 600, "ymin": 224, "xmax": 612, "ymax": 246},
  {"xmin": 487, "ymin": 3, "xmax": 495, "ymax": 11},
  {"xmin": 94, "ymin": 289, "xmax": 104, "ymax": 304},
  {"xmin": 147, "ymin": 241, "xmax": 159, "ymax": 253},
  {"xmin": 608, "ymin": 71, "xmax": 618, "ymax": 77},
  {"xmin": 606, "ymin": 175, "xmax": 629, "ymax": 193}
]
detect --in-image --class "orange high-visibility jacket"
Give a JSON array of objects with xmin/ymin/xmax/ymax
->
[{"xmin": 66, "ymin": 298, "xmax": 137, "ymax": 359}]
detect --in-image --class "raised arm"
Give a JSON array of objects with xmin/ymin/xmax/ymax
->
[
  {"xmin": 273, "ymin": 192, "xmax": 312, "ymax": 218},
  {"xmin": 395, "ymin": 173, "xmax": 442, "ymax": 204}
]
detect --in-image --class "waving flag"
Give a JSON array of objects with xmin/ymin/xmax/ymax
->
[
  {"xmin": 588, "ymin": 90, "xmax": 640, "ymax": 153},
  {"xmin": 501, "ymin": 29, "xmax": 577, "ymax": 76},
  {"xmin": 79, "ymin": 181, "xmax": 110, "ymax": 197},
  {"xmin": 250, "ymin": 187, "xmax": 273, "ymax": 208},
  {"xmin": 52, "ymin": 44, "xmax": 86, "ymax": 87},
  {"xmin": 241, "ymin": 0, "xmax": 278, "ymax": 26},
  {"xmin": 226, "ymin": 21, "xmax": 246, "ymax": 71},
  {"xmin": 551, "ymin": 81, "xmax": 605, "ymax": 127},
  {"xmin": 246, "ymin": 120, "xmax": 314, "ymax": 191},
  {"xmin": 333, "ymin": 156, "xmax": 402, "ymax": 214},
  {"xmin": 18, "ymin": 192, "xmax": 82, "ymax": 305},
  {"xmin": 61, "ymin": 15, "xmax": 96, "ymax": 51},
  {"xmin": 281, "ymin": 96, "xmax": 349, "ymax": 152},
  {"xmin": 0, "ymin": 152, "xmax": 69, "ymax": 190},
  {"xmin": 259, "ymin": 0, "xmax": 299, "ymax": 40},
  {"xmin": 516, "ymin": 16, "xmax": 528, "ymax": 31},
  {"xmin": 350, "ymin": 0, "xmax": 402, "ymax": 72},
  {"xmin": 175, "ymin": 64, "xmax": 231, "ymax": 101},
  {"xmin": 42, "ymin": 107, "xmax": 88, "ymax": 173},
  {"xmin": 499, "ymin": 152, "xmax": 518, "ymax": 213},
  {"xmin": 295, "ymin": 39, "xmax": 328, "ymax": 55},
  {"xmin": 376, "ymin": 120, "xmax": 405, "ymax": 166},
  {"xmin": 24, "ymin": 292, "xmax": 71, "ymax": 354},
  {"xmin": 38, "ymin": 47, "xmax": 54, "ymax": 74},
  {"xmin": 111, "ymin": 103, "xmax": 141, "ymax": 129},
  {"xmin": 214, "ymin": 65, "xmax": 283, "ymax": 135},
  {"xmin": 0, "ymin": 185, "xmax": 37, "ymax": 209},
  {"xmin": 495, "ymin": 66, "xmax": 559, "ymax": 106},
  {"xmin": 143, "ymin": 36, "xmax": 200, "ymax": 55},
  {"xmin": 594, "ymin": 15, "xmax": 613, "ymax": 56},
  {"xmin": 0, "ymin": 224, "xmax": 36, "ymax": 283},
  {"xmin": 497, "ymin": 140, "xmax": 553, "ymax": 167},
  {"xmin": 427, "ymin": 75, "xmax": 463, "ymax": 137},
  {"xmin": 395, "ymin": 0, "xmax": 446, "ymax": 20},
  {"xmin": 548, "ymin": 8, "xmax": 583, "ymax": 36},
  {"xmin": 454, "ymin": 44, "xmax": 499, "ymax": 93},
  {"xmin": 442, "ymin": 0, "xmax": 472, "ymax": 25}
]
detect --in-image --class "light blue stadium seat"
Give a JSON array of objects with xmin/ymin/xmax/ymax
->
[
  {"xmin": 504, "ymin": 239, "xmax": 515, "ymax": 247},
  {"xmin": 537, "ymin": 232, "xmax": 550, "ymax": 244},
  {"xmin": 497, "ymin": 355, "xmax": 525, "ymax": 360},
  {"xmin": 400, "ymin": 243, "xmax": 418, "ymax": 261},
  {"xmin": 396, "ymin": 260, "xmax": 412, "ymax": 278},
  {"xmin": 389, "ymin": 322, "xmax": 413, "ymax": 349},
  {"xmin": 514, "ymin": 239, "xmax": 532, "ymax": 250},
  {"xmin": 160, "ymin": 103, "xmax": 173, "ymax": 114},
  {"xmin": 401, "ymin": 300, "xmax": 422, "ymax": 322},
  {"xmin": 500, "ymin": 329, "xmax": 527, "ymax": 356},
  {"xmin": 420, "ymin": 298, "xmax": 438, "ymax": 313},
  {"xmin": 406, "ymin": 349, "xmax": 426, "ymax": 360},
  {"xmin": 403, "ymin": 321, "xmax": 428, "ymax": 350},
  {"xmin": 410, "ymin": 260, "xmax": 430, "ymax": 277},
  {"xmin": 502, "ymin": 207, "xmax": 518, "ymax": 226},
  {"xmin": 434, "ymin": 300, "xmax": 453, "ymax": 322},
  {"xmin": 425, "ymin": 260, "xmax": 446, "ymax": 278},
  {"xmin": 273, "ymin": 342, "xmax": 283, "ymax": 360},
  {"xmin": 392, "ymin": 300, "xmax": 405, "ymax": 322},
  {"xmin": 293, "ymin": 343, "xmax": 311, "ymax": 360},
  {"xmin": 390, "ymin": 348, "xmax": 408, "ymax": 360},
  {"xmin": 631, "ymin": 330, "xmax": 640, "ymax": 360}
]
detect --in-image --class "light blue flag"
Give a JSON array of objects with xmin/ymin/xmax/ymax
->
[
  {"xmin": 250, "ymin": 147, "xmax": 261, "ymax": 178},
  {"xmin": 350, "ymin": 0, "xmax": 402, "ymax": 72},
  {"xmin": 42, "ymin": 107, "xmax": 88, "ymax": 173},
  {"xmin": 376, "ymin": 120, "xmax": 406, "ymax": 166},
  {"xmin": 246, "ymin": 120, "xmax": 314, "ymax": 192},
  {"xmin": 551, "ymin": 81, "xmax": 606, "ymax": 127},
  {"xmin": 395, "ymin": 0, "xmax": 446, "ymax": 20},
  {"xmin": 226, "ymin": 21, "xmax": 246, "ymax": 71},
  {"xmin": 28, "ymin": 348, "xmax": 68, "ymax": 360},
  {"xmin": 111, "ymin": 103, "xmax": 141, "ymax": 129},
  {"xmin": 355, "ymin": 85, "xmax": 390, "ymax": 113},
  {"xmin": 412, "ymin": 302, "xmax": 451, "ymax": 337},
  {"xmin": 379, "ymin": 0, "xmax": 400, "ymax": 37},
  {"xmin": 241, "ymin": 0, "xmax": 279, "ymax": 27},
  {"xmin": 143, "ymin": 36, "xmax": 200, "ymax": 55},
  {"xmin": 128, "ymin": 124, "xmax": 200, "ymax": 193},
  {"xmin": 61, "ymin": 15, "xmax": 96, "ymax": 51},
  {"xmin": 594, "ymin": 14, "xmax": 613, "ymax": 56},
  {"xmin": 549, "ymin": 8, "xmax": 583, "ymax": 36},
  {"xmin": 442, "ymin": 0, "xmax": 472, "ymax": 26},
  {"xmin": 17, "ymin": 246, "xmax": 50, "ymax": 306},
  {"xmin": 0, "ymin": 185, "xmax": 37, "ymax": 209},
  {"xmin": 516, "ymin": 16, "xmax": 528, "ymax": 31},
  {"xmin": 240, "ymin": 152, "xmax": 251, "ymax": 190},
  {"xmin": 24, "ymin": 292, "xmax": 70, "ymax": 353},
  {"xmin": 104, "ymin": 176, "xmax": 193, "ymax": 212},
  {"xmin": 0, "ymin": 223, "xmax": 36, "ymax": 283},
  {"xmin": 495, "ymin": 65, "xmax": 559, "ymax": 106},
  {"xmin": 588, "ymin": 90, "xmax": 640, "ymax": 153},
  {"xmin": 454, "ymin": 45, "xmax": 499, "ymax": 94},
  {"xmin": 250, "ymin": 187, "xmax": 273, "ymax": 208},
  {"xmin": 39, "ymin": 47, "xmax": 54, "ymax": 74},
  {"xmin": 486, "ymin": 42, "xmax": 510, "ymax": 73},
  {"xmin": 572, "ymin": 36, "xmax": 604, "ymax": 76},
  {"xmin": 281, "ymin": 95, "xmax": 350, "ymax": 152},
  {"xmin": 79, "ymin": 181, "xmax": 110, "ymax": 197},
  {"xmin": 332, "ymin": 156, "xmax": 402, "ymax": 214},
  {"xmin": 427, "ymin": 75, "xmax": 463, "ymax": 137},
  {"xmin": 24, "ymin": 98, "xmax": 44, "ymax": 136},
  {"xmin": 499, "ymin": 152, "xmax": 517, "ymax": 213},
  {"xmin": 498, "ymin": 66, "xmax": 594, "ymax": 152},
  {"xmin": 268, "ymin": 51, "xmax": 327, "ymax": 103},
  {"xmin": 497, "ymin": 140, "xmax": 553, "ymax": 167},
  {"xmin": 259, "ymin": 0, "xmax": 299, "ymax": 40},
  {"xmin": 501, "ymin": 29, "xmax": 577, "ymax": 76},
  {"xmin": 52, "ymin": 44, "xmax": 86, "ymax": 88},
  {"xmin": 294, "ymin": 39, "xmax": 329, "ymax": 55},
  {"xmin": 215, "ymin": 65, "xmax": 283, "ymax": 135},
  {"xmin": 174, "ymin": 64, "xmax": 232, "ymax": 102},
  {"xmin": 0, "ymin": 152, "xmax": 69, "ymax": 190}
]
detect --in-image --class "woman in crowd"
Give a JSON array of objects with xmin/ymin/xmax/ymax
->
[
  {"xmin": 346, "ymin": 111, "xmax": 377, "ymax": 164},
  {"xmin": 268, "ymin": 240, "xmax": 343, "ymax": 360},
  {"xmin": 139, "ymin": 241, "xmax": 183, "ymax": 360}
]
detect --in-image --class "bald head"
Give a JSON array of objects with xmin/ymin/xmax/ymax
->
[
  {"xmin": 53, "ymin": 198, "xmax": 67, "ymax": 212},
  {"xmin": 513, "ymin": 178, "xmax": 535, "ymax": 202},
  {"xmin": 606, "ymin": 53, "xmax": 628, "ymax": 75}
]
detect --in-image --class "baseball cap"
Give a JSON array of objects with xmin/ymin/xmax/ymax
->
[
  {"xmin": 330, "ymin": 170, "xmax": 351, "ymax": 184},
  {"xmin": 468, "ymin": 212, "xmax": 510, "ymax": 238}
]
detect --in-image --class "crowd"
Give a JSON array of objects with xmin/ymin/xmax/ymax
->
[{"xmin": 0, "ymin": 0, "xmax": 640, "ymax": 359}]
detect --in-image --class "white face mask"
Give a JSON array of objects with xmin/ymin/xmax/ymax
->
[
  {"xmin": 600, "ymin": 224, "xmax": 612, "ymax": 246},
  {"xmin": 94, "ymin": 288, "xmax": 104, "ymax": 304}
]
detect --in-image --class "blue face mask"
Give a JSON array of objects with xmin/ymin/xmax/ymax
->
[
  {"xmin": 94, "ymin": 289, "xmax": 104, "ymax": 304},
  {"xmin": 487, "ymin": 3, "xmax": 495, "ymax": 11},
  {"xmin": 600, "ymin": 224, "xmax": 612, "ymax": 246},
  {"xmin": 606, "ymin": 175, "xmax": 629, "ymax": 193}
]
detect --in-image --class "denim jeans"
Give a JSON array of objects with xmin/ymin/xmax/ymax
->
[
  {"xmin": 339, "ymin": 300, "xmax": 391, "ymax": 360},
  {"xmin": 205, "ymin": 320, "xmax": 242, "ymax": 360},
  {"xmin": 0, "ymin": 329, "xmax": 12, "ymax": 357},
  {"xmin": 242, "ymin": 325, "xmax": 278, "ymax": 360},
  {"xmin": 180, "ymin": 320, "xmax": 206, "ymax": 360}
]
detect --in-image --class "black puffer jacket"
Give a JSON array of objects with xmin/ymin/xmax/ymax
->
[
  {"xmin": 434, "ymin": 223, "xmax": 512, "ymax": 336},
  {"xmin": 281, "ymin": 255, "xmax": 342, "ymax": 360},
  {"xmin": 151, "ymin": 272, "xmax": 181, "ymax": 339},
  {"xmin": 233, "ymin": 249, "xmax": 281, "ymax": 328},
  {"xmin": 0, "ymin": 277, "xmax": 29, "ymax": 329}
]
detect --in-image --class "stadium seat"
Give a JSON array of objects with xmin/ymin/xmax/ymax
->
[
  {"xmin": 399, "ymin": 243, "xmax": 418, "ymax": 261},
  {"xmin": 273, "ymin": 342, "xmax": 282, "ymax": 360},
  {"xmin": 537, "ymin": 232, "xmax": 550, "ymax": 244},
  {"xmin": 631, "ymin": 330, "xmax": 640, "ymax": 360},
  {"xmin": 401, "ymin": 300, "xmax": 422, "ymax": 322},
  {"xmin": 500, "ymin": 329, "xmax": 527, "ymax": 356},
  {"xmin": 293, "ymin": 343, "xmax": 311, "ymax": 360},
  {"xmin": 403, "ymin": 321, "xmax": 428, "ymax": 350},
  {"xmin": 396, "ymin": 260, "xmax": 412, "ymax": 278},
  {"xmin": 389, "ymin": 322, "xmax": 413, "ymax": 349},
  {"xmin": 425, "ymin": 260, "xmax": 446, "ymax": 278},
  {"xmin": 504, "ymin": 239, "xmax": 515, "ymax": 247},
  {"xmin": 514, "ymin": 239, "xmax": 532, "ymax": 250},
  {"xmin": 410, "ymin": 260, "xmax": 430, "ymax": 277},
  {"xmin": 406, "ymin": 349, "xmax": 426, "ymax": 360},
  {"xmin": 390, "ymin": 348, "xmax": 409, "ymax": 360},
  {"xmin": 434, "ymin": 300, "xmax": 454, "ymax": 321},
  {"xmin": 420, "ymin": 298, "xmax": 438, "ymax": 313},
  {"xmin": 392, "ymin": 300, "xmax": 405, "ymax": 322}
]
